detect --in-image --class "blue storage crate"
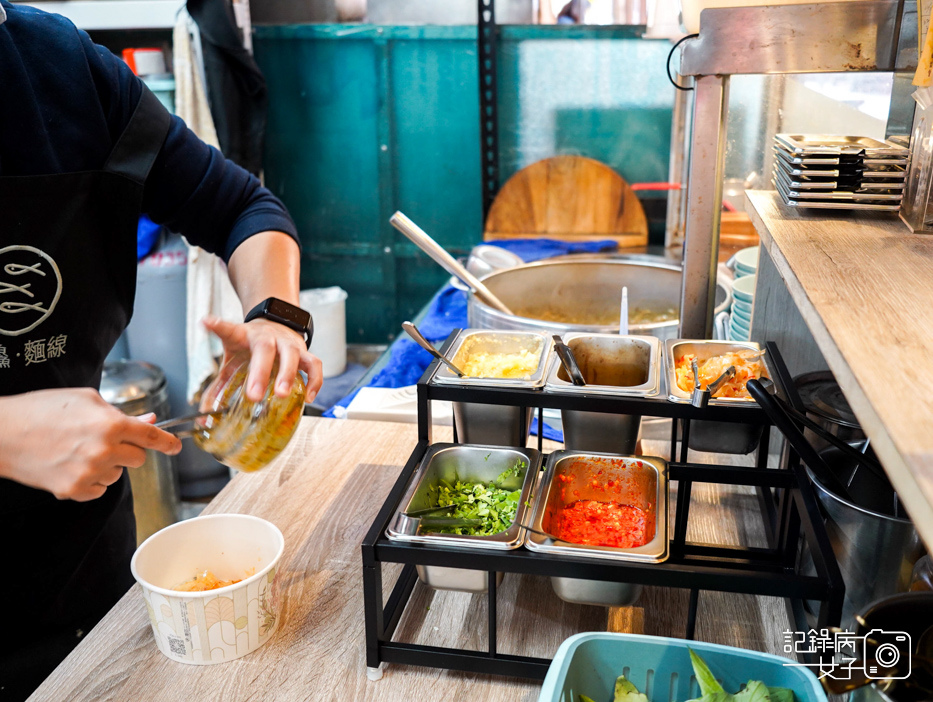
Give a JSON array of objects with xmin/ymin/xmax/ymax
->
[{"xmin": 539, "ymin": 633, "xmax": 827, "ymax": 702}]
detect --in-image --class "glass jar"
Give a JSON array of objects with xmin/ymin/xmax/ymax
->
[{"xmin": 192, "ymin": 353, "xmax": 306, "ymax": 473}]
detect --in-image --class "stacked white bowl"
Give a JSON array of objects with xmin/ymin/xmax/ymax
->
[
  {"xmin": 729, "ymin": 246, "xmax": 759, "ymax": 342},
  {"xmin": 730, "ymin": 274, "xmax": 756, "ymax": 341},
  {"xmin": 733, "ymin": 246, "xmax": 758, "ymax": 279}
]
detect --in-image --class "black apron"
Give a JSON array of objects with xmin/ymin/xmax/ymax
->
[{"xmin": 0, "ymin": 88, "xmax": 170, "ymax": 700}]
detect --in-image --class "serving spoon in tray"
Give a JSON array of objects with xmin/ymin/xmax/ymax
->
[
  {"xmin": 402, "ymin": 321, "xmax": 464, "ymax": 377},
  {"xmin": 397, "ymin": 513, "xmax": 555, "ymax": 540}
]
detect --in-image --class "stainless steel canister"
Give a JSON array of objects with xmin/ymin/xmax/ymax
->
[
  {"xmin": 100, "ymin": 361, "xmax": 180, "ymax": 545},
  {"xmin": 800, "ymin": 452, "xmax": 922, "ymax": 630}
]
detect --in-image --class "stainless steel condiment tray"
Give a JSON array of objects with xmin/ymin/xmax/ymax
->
[
  {"xmin": 665, "ymin": 339, "xmax": 770, "ymax": 406},
  {"xmin": 775, "ymin": 178, "xmax": 902, "ymax": 211},
  {"xmin": 524, "ymin": 451, "xmax": 669, "ymax": 565},
  {"xmin": 432, "ymin": 329, "xmax": 550, "ymax": 389},
  {"xmin": 774, "ymin": 171, "xmax": 906, "ymax": 191},
  {"xmin": 772, "ymin": 168, "xmax": 904, "ymax": 199},
  {"xmin": 544, "ymin": 333, "xmax": 662, "ymax": 397},
  {"xmin": 774, "ymin": 133, "xmax": 909, "ymax": 157},
  {"xmin": 784, "ymin": 189, "xmax": 902, "ymax": 202},
  {"xmin": 775, "ymin": 161, "xmax": 907, "ymax": 179},
  {"xmin": 774, "ymin": 146, "xmax": 906, "ymax": 168},
  {"xmin": 385, "ymin": 443, "xmax": 541, "ymax": 551}
]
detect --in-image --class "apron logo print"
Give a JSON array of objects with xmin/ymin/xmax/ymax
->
[{"xmin": 0, "ymin": 246, "xmax": 63, "ymax": 336}]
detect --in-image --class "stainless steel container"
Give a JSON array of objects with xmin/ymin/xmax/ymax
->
[
  {"xmin": 665, "ymin": 339, "xmax": 770, "ymax": 454},
  {"xmin": 386, "ymin": 443, "xmax": 542, "ymax": 593},
  {"xmin": 545, "ymin": 334, "xmax": 661, "ymax": 454},
  {"xmin": 100, "ymin": 361, "xmax": 179, "ymax": 545},
  {"xmin": 434, "ymin": 330, "xmax": 550, "ymax": 447},
  {"xmin": 525, "ymin": 451, "xmax": 669, "ymax": 606},
  {"xmin": 466, "ymin": 255, "xmax": 730, "ymax": 341},
  {"xmin": 801, "ymin": 460, "xmax": 922, "ymax": 630},
  {"xmin": 451, "ymin": 403, "xmax": 534, "ymax": 447}
]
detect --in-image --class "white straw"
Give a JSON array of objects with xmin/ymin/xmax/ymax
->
[{"xmin": 620, "ymin": 286, "xmax": 629, "ymax": 335}]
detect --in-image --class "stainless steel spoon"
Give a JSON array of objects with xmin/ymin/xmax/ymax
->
[
  {"xmin": 401, "ymin": 321, "xmax": 464, "ymax": 376},
  {"xmin": 155, "ymin": 408, "xmax": 229, "ymax": 437}
]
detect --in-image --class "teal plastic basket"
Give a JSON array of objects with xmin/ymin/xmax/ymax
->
[{"xmin": 538, "ymin": 633, "xmax": 827, "ymax": 702}]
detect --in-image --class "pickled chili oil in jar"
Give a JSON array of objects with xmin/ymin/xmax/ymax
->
[{"xmin": 192, "ymin": 353, "xmax": 305, "ymax": 472}]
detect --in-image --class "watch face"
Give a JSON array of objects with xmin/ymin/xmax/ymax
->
[{"xmin": 267, "ymin": 298, "xmax": 311, "ymax": 329}]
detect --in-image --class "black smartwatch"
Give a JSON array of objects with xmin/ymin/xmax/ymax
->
[{"xmin": 244, "ymin": 297, "xmax": 313, "ymax": 349}]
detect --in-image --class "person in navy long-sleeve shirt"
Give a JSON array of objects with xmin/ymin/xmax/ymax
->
[
  {"xmin": 0, "ymin": 3, "xmax": 322, "ymax": 698},
  {"xmin": 0, "ymin": 0, "xmax": 292, "ymax": 261}
]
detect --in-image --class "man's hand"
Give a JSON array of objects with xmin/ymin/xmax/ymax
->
[
  {"xmin": 0, "ymin": 388, "xmax": 182, "ymax": 501},
  {"xmin": 203, "ymin": 315, "xmax": 323, "ymax": 403}
]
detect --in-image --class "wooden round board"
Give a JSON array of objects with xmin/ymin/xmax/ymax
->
[{"xmin": 483, "ymin": 155, "xmax": 649, "ymax": 247}]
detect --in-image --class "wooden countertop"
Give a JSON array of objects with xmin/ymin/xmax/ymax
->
[
  {"xmin": 746, "ymin": 190, "xmax": 933, "ymax": 546},
  {"xmin": 30, "ymin": 417, "xmax": 791, "ymax": 701}
]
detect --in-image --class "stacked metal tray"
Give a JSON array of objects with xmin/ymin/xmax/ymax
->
[{"xmin": 772, "ymin": 134, "xmax": 908, "ymax": 211}]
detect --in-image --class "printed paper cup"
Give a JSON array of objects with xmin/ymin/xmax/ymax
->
[{"xmin": 131, "ymin": 513, "xmax": 285, "ymax": 664}]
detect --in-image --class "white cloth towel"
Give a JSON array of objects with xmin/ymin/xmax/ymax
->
[{"xmin": 173, "ymin": 11, "xmax": 244, "ymax": 402}]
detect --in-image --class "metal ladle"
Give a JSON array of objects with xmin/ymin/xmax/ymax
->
[
  {"xmin": 390, "ymin": 212, "xmax": 515, "ymax": 315},
  {"xmin": 401, "ymin": 321, "xmax": 464, "ymax": 376}
]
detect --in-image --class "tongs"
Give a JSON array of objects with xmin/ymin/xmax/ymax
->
[
  {"xmin": 155, "ymin": 408, "xmax": 229, "ymax": 438},
  {"xmin": 690, "ymin": 357, "xmax": 736, "ymax": 408},
  {"xmin": 746, "ymin": 379, "xmax": 855, "ymax": 502},
  {"xmin": 552, "ymin": 335, "xmax": 586, "ymax": 386}
]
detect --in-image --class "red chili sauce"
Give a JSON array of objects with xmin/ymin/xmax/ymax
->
[{"xmin": 553, "ymin": 499, "xmax": 649, "ymax": 548}]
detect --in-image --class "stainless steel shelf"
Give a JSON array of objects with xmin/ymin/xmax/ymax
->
[{"xmin": 674, "ymin": 0, "xmax": 917, "ymax": 339}]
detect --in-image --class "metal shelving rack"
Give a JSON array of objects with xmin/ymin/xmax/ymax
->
[
  {"xmin": 676, "ymin": 0, "xmax": 915, "ymax": 338},
  {"xmin": 361, "ymin": 337, "xmax": 844, "ymax": 680}
]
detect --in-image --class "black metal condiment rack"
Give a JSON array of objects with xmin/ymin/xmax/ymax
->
[{"xmin": 361, "ymin": 336, "xmax": 844, "ymax": 680}]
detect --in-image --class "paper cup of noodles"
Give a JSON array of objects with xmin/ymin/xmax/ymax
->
[{"xmin": 131, "ymin": 513, "xmax": 285, "ymax": 664}]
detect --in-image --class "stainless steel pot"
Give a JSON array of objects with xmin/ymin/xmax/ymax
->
[
  {"xmin": 800, "ymin": 446, "xmax": 923, "ymax": 630},
  {"xmin": 467, "ymin": 255, "xmax": 730, "ymax": 340}
]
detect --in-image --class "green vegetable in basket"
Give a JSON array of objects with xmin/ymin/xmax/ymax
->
[
  {"xmin": 686, "ymin": 649, "xmax": 795, "ymax": 702},
  {"xmin": 614, "ymin": 674, "xmax": 649, "ymax": 702},
  {"xmin": 581, "ymin": 650, "xmax": 795, "ymax": 702}
]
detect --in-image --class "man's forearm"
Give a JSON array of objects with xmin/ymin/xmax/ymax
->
[{"xmin": 226, "ymin": 230, "xmax": 301, "ymax": 314}]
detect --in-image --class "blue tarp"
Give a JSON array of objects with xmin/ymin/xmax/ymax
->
[{"xmin": 325, "ymin": 238, "xmax": 619, "ymax": 440}]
